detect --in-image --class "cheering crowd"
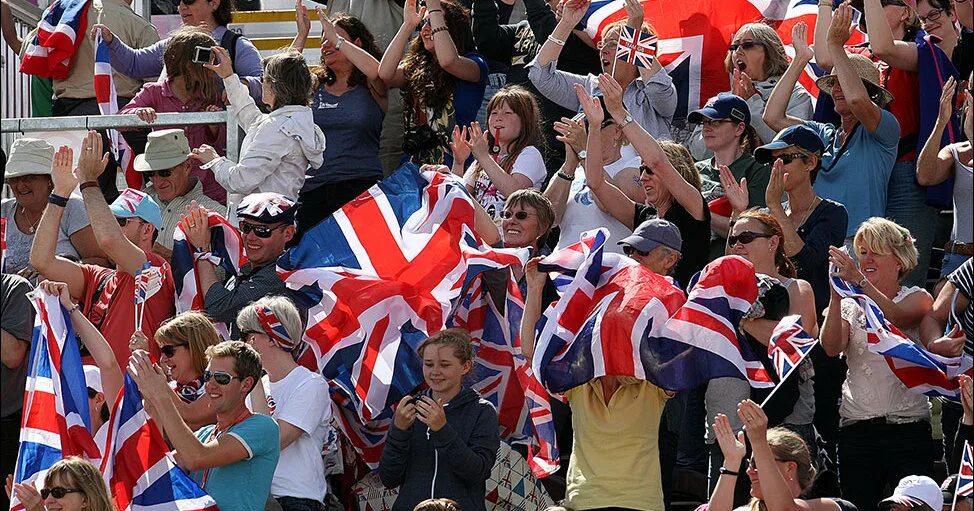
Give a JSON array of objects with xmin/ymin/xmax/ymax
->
[{"xmin": 1, "ymin": 0, "xmax": 973, "ymax": 509}]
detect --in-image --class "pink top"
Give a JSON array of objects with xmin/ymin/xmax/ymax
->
[{"xmin": 120, "ymin": 80, "xmax": 228, "ymax": 204}]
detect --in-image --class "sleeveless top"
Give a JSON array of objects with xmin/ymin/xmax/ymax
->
[
  {"xmin": 947, "ymin": 145, "xmax": 973, "ymax": 244},
  {"xmin": 305, "ymin": 84, "xmax": 385, "ymax": 191}
]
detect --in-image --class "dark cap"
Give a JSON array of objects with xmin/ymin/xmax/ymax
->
[
  {"xmin": 754, "ymin": 124, "xmax": 826, "ymax": 164},
  {"xmin": 236, "ymin": 193, "xmax": 297, "ymax": 224},
  {"xmin": 688, "ymin": 92, "xmax": 751, "ymax": 126},
  {"xmin": 618, "ymin": 218, "xmax": 683, "ymax": 253}
]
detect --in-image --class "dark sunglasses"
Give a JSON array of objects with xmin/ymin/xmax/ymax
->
[
  {"xmin": 116, "ymin": 217, "xmax": 145, "ymax": 227},
  {"xmin": 776, "ymin": 152, "xmax": 808, "ymax": 164},
  {"xmin": 41, "ymin": 487, "xmax": 83, "ymax": 500},
  {"xmin": 728, "ymin": 231, "xmax": 772, "ymax": 246},
  {"xmin": 160, "ymin": 344, "xmax": 187, "ymax": 358},
  {"xmin": 179, "ymin": 0, "xmax": 199, "ymax": 5},
  {"xmin": 202, "ymin": 370, "xmax": 243, "ymax": 385},
  {"xmin": 748, "ymin": 457, "xmax": 788, "ymax": 470},
  {"xmin": 500, "ymin": 210, "xmax": 534, "ymax": 221},
  {"xmin": 728, "ymin": 41, "xmax": 764, "ymax": 52},
  {"xmin": 144, "ymin": 169, "xmax": 173, "ymax": 178},
  {"xmin": 623, "ymin": 245, "xmax": 650, "ymax": 257},
  {"xmin": 639, "ymin": 164, "xmax": 655, "ymax": 176},
  {"xmin": 239, "ymin": 221, "xmax": 285, "ymax": 238},
  {"xmin": 919, "ymin": 8, "xmax": 943, "ymax": 23}
]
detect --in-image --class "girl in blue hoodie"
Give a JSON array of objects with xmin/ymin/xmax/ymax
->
[{"xmin": 379, "ymin": 329, "xmax": 500, "ymax": 511}]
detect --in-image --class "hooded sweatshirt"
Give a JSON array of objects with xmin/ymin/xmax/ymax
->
[
  {"xmin": 378, "ymin": 387, "xmax": 500, "ymax": 511},
  {"xmin": 206, "ymin": 74, "xmax": 326, "ymax": 199}
]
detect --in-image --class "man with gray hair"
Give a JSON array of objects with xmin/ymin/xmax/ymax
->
[
  {"xmin": 618, "ymin": 218, "xmax": 683, "ymax": 280},
  {"xmin": 238, "ymin": 296, "xmax": 332, "ymax": 511}
]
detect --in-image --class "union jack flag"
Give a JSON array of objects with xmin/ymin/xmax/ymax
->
[
  {"xmin": 616, "ymin": 26, "xmax": 658, "ymax": 69},
  {"xmin": 768, "ymin": 315, "xmax": 818, "ymax": 383},
  {"xmin": 95, "ymin": 29, "xmax": 140, "ymax": 189},
  {"xmin": 277, "ymin": 164, "xmax": 528, "ymax": 447},
  {"xmin": 134, "ymin": 261, "xmax": 165, "ymax": 334},
  {"xmin": 830, "ymin": 269, "xmax": 972, "ymax": 399},
  {"xmin": 958, "ymin": 441, "xmax": 973, "ymax": 498},
  {"xmin": 11, "ymin": 290, "xmax": 99, "ymax": 511},
  {"xmin": 20, "ymin": 0, "xmax": 89, "ymax": 79},
  {"xmin": 172, "ymin": 211, "xmax": 247, "ymax": 338},
  {"xmin": 101, "ymin": 373, "xmax": 219, "ymax": 511}
]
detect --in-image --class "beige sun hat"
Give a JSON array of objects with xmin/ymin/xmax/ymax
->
[
  {"xmin": 134, "ymin": 129, "xmax": 191, "ymax": 172},
  {"xmin": 5, "ymin": 138, "xmax": 55, "ymax": 179},
  {"xmin": 815, "ymin": 53, "xmax": 895, "ymax": 108}
]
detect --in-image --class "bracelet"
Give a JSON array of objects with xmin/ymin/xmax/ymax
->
[
  {"xmin": 430, "ymin": 25, "xmax": 449, "ymax": 36},
  {"xmin": 718, "ymin": 467, "xmax": 740, "ymax": 477},
  {"xmin": 547, "ymin": 34, "xmax": 566, "ymax": 46},
  {"xmin": 858, "ymin": 276, "xmax": 868, "ymax": 289},
  {"xmin": 79, "ymin": 181, "xmax": 100, "ymax": 193},
  {"xmin": 67, "ymin": 303, "xmax": 81, "ymax": 315},
  {"xmin": 427, "ymin": 8, "xmax": 442, "ymax": 13},
  {"xmin": 556, "ymin": 170, "xmax": 574, "ymax": 181},
  {"xmin": 48, "ymin": 193, "xmax": 69, "ymax": 207},
  {"xmin": 334, "ymin": 36, "xmax": 345, "ymax": 50}
]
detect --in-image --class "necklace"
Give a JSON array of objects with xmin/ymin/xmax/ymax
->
[
  {"xmin": 19, "ymin": 206, "xmax": 41, "ymax": 234},
  {"xmin": 789, "ymin": 196, "xmax": 821, "ymax": 230}
]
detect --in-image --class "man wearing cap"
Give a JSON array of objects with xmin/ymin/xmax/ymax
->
[
  {"xmin": 29, "ymin": 131, "xmax": 175, "ymax": 368},
  {"xmin": 0, "ymin": 273, "xmax": 33, "ymax": 510},
  {"xmin": 688, "ymin": 92, "xmax": 772, "ymax": 260},
  {"xmin": 182, "ymin": 193, "xmax": 295, "ymax": 338},
  {"xmin": 618, "ymin": 218, "xmax": 683, "ymax": 279},
  {"xmin": 1, "ymin": 138, "xmax": 104, "ymax": 276},
  {"xmin": 766, "ymin": 5, "xmax": 899, "ymax": 247},
  {"xmin": 136, "ymin": 129, "xmax": 222, "ymax": 261},
  {"xmin": 880, "ymin": 476, "xmax": 945, "ymax": 511}
]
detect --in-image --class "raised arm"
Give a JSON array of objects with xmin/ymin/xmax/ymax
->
[
  {"xmin": 317, "ymin": 7, "xmax": 385, "ymax": 88},
  {"xmin": 520, "ymin": 258, "xmax": 546, "ymax": 364},
  {"xmin": 544, "ymin": 117, "xmax": 585, "ymax": 225},
  {"xmin": 862, "ymin": 0, "xmax": 918, "ymax": 71},
  {"xmin": 463, "ymin": 122, "xmax": 535, "ymax": 197},
  {"xmin": 472, "ymin": 0, "xmax": 515, "ymax": 63},
  {"xmin": 707, "ymin": 413, "xmax": 747, "ymax": 511},
  {"xmin": 534, "ymin": 0, "xmax": 588, "ymax": 67},
  {"xmin": 919, "ymin": 279, "xmax": 968, "ymax": 357},
  {"xmin": 829, "ymin": 246, "xmax": 932, "ymax": 329},
  {"xmin": 917, "ymin": 78, "xmax": 958, "ymax": 186},
  {"xmin": 820, "ymin": 290, "xmax": 850, "ymax": 356},
  {"xmin": 814, "ymin": 2, "xmax": 834, "ymax": 71},
  {"xmin": 765, "ymin": 22, "xmax": 813, "ymax": 132},
  {"xmin": 378, "ymin": 0, "xmax": 424, "ymax": 88},
  {"xmin": 95, "ymin": 25, "xmax": 166, "ymax": 79},
  {"xmin": 424, "ymin": 0, "xmax": 482, "ymax": 82},
  {"xmin": 29, "ymin": 147, "xmax": 86, "ymax": 298},
  {"xmin": 828, "ymin": 4, "xmax": 882, "ymax": 132},
  {"xmin": 1, "ymin": 0, "xmax": 21, "ymax": 54},
  {"xmin": 290, "ymin": 0, "xmax": 311, "ymax": 51}
]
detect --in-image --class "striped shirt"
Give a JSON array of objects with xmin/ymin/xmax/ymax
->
[
  {"xmin": 147, "ymin": 179, "xmax": 224, "ymax": 250},
  {"xmin": 947, "ymin": 257, "xmax": 974, "ymax": 357}
]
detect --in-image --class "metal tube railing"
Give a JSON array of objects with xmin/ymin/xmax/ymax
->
[{"xmin": 1, "ymin": 111, "xmax": 240, "ymax": 162}]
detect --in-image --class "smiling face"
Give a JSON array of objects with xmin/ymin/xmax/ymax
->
[
  {"xmin": 730, "ymin": 32, "xmax": 768, "ymax": 81},
  {"xmin": 8, "ymin": 174, "xmax": 53, "ymax": 210},
  {"xmin": 501, "ymin": 203, "xmax": 543, "ymax": 248},
  {"xmin": 917, "ymin": 0, "xmax": 955, "ymax": 39},
  {"xmin": 321, "ymin": 25, "xmax": 354, "ymax": 69},
  {"xmin": 203, "ymin": 356, "xmax": 250, "ymax": 415},
  {"xmin": 422, "ymin": 345, "xmax": 471, "ymax": 398},
  {"xmin": 177, "ymin": 0, "xmax": 218, "ymax": 29},
  {"xmin": 747, "ymin": 458, "xmax": 795, "ymax": 501},
  {"xmin": 728, "ymin": 217, "xmax": 778, "ymax": 270},
  {"xmin": 158, "ymin": 340, "xmax": 195, "ymax": 384},
  {"xmin": 149, "ymin": 161, "xmax": 192, "ymax": 203},
  {"xmin": 830, "ymin": 80, "xmax": 850, "ymax": 114},
  {"xmin": 42, "ymin": 474, "xmax": 86, "ymax": 511},
  {"xmin": 239, "ymin": 219, "xmax": 294, "ymax": 266},
  {"xmin": 638, "ymin": 166, "xmax": 672, "ymax": 206},
  {"xmin": 856, "ymin": 244, "xmax": 903, "ymax": 286},
  {"xmin": 488, "ymin": 100, "xmax": 524, "ymax": 148}
]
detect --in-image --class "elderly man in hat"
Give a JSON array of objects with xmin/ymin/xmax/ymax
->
[
  {"xmin": 181, "ymin": 193, "xmax": 296, "ymax": 338},
  {"xmin": 29, "ymin": 131, "xmax": 175, "ymax": 368},
  {"xmin": 618, "ymin": 218, "xmax": 684, "ymax": 280},
  {"xmin": 137, "ymin": 129, "xmax": 222, "ymax": 260},
  {"xmin": 765, "ymin": 5, "xmax": 899, "ymax": 248}
]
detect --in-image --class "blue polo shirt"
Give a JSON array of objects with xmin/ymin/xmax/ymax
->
[
  {"xmin": 191, "ymin": 414, "xmax": 280, "ymax": 511},
  {"xmin": 804, "ymin": 110, "xmax": 899, "ymax": 237}
]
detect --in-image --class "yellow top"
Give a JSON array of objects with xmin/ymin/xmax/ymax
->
[{"xmin": 565, "ymin": 378, "xmax": 669, "ymax": 511}]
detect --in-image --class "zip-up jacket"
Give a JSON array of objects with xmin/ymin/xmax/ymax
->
[{"xmin": 378, "ymin": 387, "xmax": 500, "ymax": 511}]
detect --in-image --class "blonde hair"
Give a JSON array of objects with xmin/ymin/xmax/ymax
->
[
  {"xmin": 155, "ymin": 311, "xmax": 222, "ymax": 376},
  {"xmin": 853, "ymin": 217, "xmax": 918, "ymax": 278},
  {"xmin": 658, "ymin": 141, "xmax": 702, "ymax": 191},
  {"xmin": 45, "ymin": 457, "xmax": 116, "ymax": 511},
  {"xmin": 600, "ymin": 19, "xmax": 657, "ymax": 41},
  {"xmin": 746, "ymin": 428, "xmax": 817, "ymax": 511},
  {"xmin": 724, "ymin": 23, "xmax": 790, "ymax": 78},
  {"xmin": 235, "ymin": 296, "xmax": 305, "ymax": 351},
  {"xmin": 418, "ymin": 328, "xmax": 473, "ymax": 364},
  {"xmin": 205, "ymin": 340, "xmax": 262, "ymax": 391},
  {"xmin": 413, "ymin": 498, "xmax": 460, "ymax": 511}
]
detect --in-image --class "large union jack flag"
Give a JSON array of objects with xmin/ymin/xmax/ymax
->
[
  {"xmin": 768, "ymin": 315, "xmax": 818, "ymax": 383},
  {"xmin": 100, "ymin": 374, "xmax": 219, "ymax": 511},
  {"xmin": 11, "ymin": 290, "xmax": 99, "ymax": 511},
  {"xmin": 94, "ymin": 29, "xmax": 140, "ymax": 189},
  {"xmin": 616, "ymin": 26, "xmax": 658, "ymax": 69},
  {"xmin": 830, "ymin": 269, "xmax": 972, "ymax": 399}
]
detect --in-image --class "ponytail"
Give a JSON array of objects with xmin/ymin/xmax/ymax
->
[{"xmin": 741, "ymin": 125, "xmax": 760, "ymax": 155}]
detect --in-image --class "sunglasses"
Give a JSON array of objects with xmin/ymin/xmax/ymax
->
[
  {"xmin": 41, "ymin": 487, "xmax": 83, "ymax": 500},
  {"xmin": 239, "ymin": 221, "xmax": 286, "ymax": 238},
  {"xmin": 639, "ymin": 165, "xmax": 655, "ymax": 176},
  {"xmin": 117, "ymin": 217, "xmax": 145, "ymax": 227},
  {"xmin": 747, "ymin": 457, "xmax": 789, "ymax": 470},
  {"xmin": 202, "ymin": 370, "xmax": 244, "ymax": 385},
  {"xmin": 160, "ymin": 343, "xmax": 187, "ymax": 358},
  {"xmin": 179, "ymin": 0, "xmax": 199, "ymax": 5},
  {"xmin": 728, "ymin": 41, "xmax": 764, "ymax": 52},
  {"xmin": 623, "ymin": 245, "xmax": 650, "ymax": 257},
  {"xmin": 728, "ymin": 231, "xmax": 772, "ymax": 246},
  {"xmin": 500, "ymin": 210, "xmax": 534, "ymax": 221},
  {"xmin": 919, "ymin": 8, "xmax": 943, "ymax": 23},
  {"xmin": 144, "ymin": 169, "xmax": 173, "ymax": 178},
  {"xmin": 700, "ymin": 118, "xmax": 738, "ymax": 128},
  {"xmin": 775, "ymin": 152, "xmax": 808, "ymax": 164}
]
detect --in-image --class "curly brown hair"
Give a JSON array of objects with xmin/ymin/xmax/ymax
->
[
  {"xmin": 401, "ymin": 0, "xmax": 474, "ymax": 114},
  {"xmin": 311, "ymin": 13, "xmax": 383, "ymax": 89}
]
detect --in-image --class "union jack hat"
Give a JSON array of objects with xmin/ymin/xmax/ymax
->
[{"xmin": 236, "ymin": 193, "xmax": 297, "ymax": 224}]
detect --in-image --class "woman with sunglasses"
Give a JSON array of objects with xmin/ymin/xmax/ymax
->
[
  {"xmin": 578, "ymin": 74, "xmax": 710, "ymax": 287},
  {"xmin": 709, "ymin": 401, "xmax": 849, "ymax": 511},
  {"xmin": 821, "ymin": 217, "xmax": 937, "ymax": 511},
  {"xmin": 92, "ymin": 0, "xmax": 264, "ymax": 99},
  {"xmin": 7, "ymin": 457, "xmax": 117, "ymax": 511}
]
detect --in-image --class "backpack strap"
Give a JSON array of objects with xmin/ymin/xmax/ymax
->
[{"xmin": 220, "ymin": 29, "xmax": 243, "ymax": 75}]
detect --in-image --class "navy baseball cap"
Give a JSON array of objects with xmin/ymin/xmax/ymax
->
[
  {"xmin": 688, "ymin": 93, "xmax": 751, "ymax": 125},
  {"xmin": 619, "ymin": 218, "xmax": 683, "ymax": 253},
  {"xmin": 754, "ymin": 124, "xmax": 826, "ymax": 164}
]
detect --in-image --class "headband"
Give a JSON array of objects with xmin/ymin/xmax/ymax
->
[{"xmin": 254, "ymin": 305, "xmax": 297, "ymax": 352}]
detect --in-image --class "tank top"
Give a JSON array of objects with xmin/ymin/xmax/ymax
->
[
  {"xmin": 948, "ymin": 144, "xmax": 973, "ymax": 244},
  {"xmin": 305, "ymin": 84, "xmax": 385, "ymax": 191}
]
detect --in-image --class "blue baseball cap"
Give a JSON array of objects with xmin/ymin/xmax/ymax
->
[
  {"xmin": 110, "ymin": 188, "xmax": 163, "ymax": 230},
  {"xmin": 754, "ymin": 125, "xmax": 826, "ymax": 164},
  {"xmin": 688, "ymin": 93, "xmax": 751, "ymax": 125},
  {"xmin": 619, "ymin": 218, "xmax": 683, "ymax": 253}
]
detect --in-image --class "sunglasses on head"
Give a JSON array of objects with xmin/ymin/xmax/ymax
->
[
  {"xmin": 202, "ymin": 370, "xmax": 243, "ymax": 385},
  {"xmin": 41, "ymin": 487, "xmax": 83, "ymax": 500},
  {"xmin": 729, "ymin": 41, "xmax": 763, "ymax": 52},
  {"xmin": 239, "ymin": 221, "xmax": 285, "ymax": 238},
  {"xmin": 160, "ymin": 343, "xmax": 187, "ymax": 358},
  {"xmin": 500, "ymin": 210, "xmax": 534, "ymax": 221},
  {"xmin": 747, "ymin": 457, "xmax": 789, "ymax": 470},
  {"xmin": 776, "ymin": 152, "xmax": 808, "ymax": 164},
  {"xmin": 728, "ymin": 231, "xmax": 772, "ymax": 247},
  {"xmin": 623, "ymin": 245, "xmax": 650, "ymax": 257},
  {"xmin": 144, "ymin": 169, "xmax": 173, "ymax": 178}
]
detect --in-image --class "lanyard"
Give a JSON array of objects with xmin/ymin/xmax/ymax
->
[{"xmin": 200, "ymin": 409, "xmax": 252, "ymax": 489}]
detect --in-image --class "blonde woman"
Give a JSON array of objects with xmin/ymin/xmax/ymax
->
[
  {"xmin": 7, "ymin": 457, "xmax": 117, "ymax": 511},
  {"xmin": 150, "ymin": 312, "xmax": 222, "ymax": 430}
]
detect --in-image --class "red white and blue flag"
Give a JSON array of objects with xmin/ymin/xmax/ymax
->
[
  {"xmin": 94, "ymin": 29, "xmax": 140, "ymax": 189},
  {"xmin": 616, "ymin": 26, "xmax": 658, "ymax": 69},
  {"xmin": 100, "ymin": 373, "xmax": 219, "ymax": 511},
  {"xmin": 768, "ymin": 315, "xmax": 818, "ymax": 383},
  {"xmin": 958, "ymin": 441, "xmax": 973, "ymax": 498},
  {"xmin": 20, "ymin": 0, "xmax": 89, "ymax": 79},
  {"xmin": 830, "ymin": 269, "xmax": 972, "ymax": 399},
  {"xmin": 172, "ymin": 211, "xmax": 247, "ymax": 338},
  {"xmin": 11, "ymin": 290, "xmax": 99, "ymax": 511}
]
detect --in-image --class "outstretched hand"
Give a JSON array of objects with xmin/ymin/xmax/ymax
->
[{"xmin": 718, "ymin": 165, "xmax": 749, "ymax": 214}]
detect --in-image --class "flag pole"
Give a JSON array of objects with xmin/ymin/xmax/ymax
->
[{"xmin": 759, "ymin": 340, "xmax": 819, "ymax": 409}]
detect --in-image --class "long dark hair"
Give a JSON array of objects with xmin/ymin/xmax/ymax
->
[
  {"xmin": 401, "ymin": 0, "xmax": 473, "ymax": 114},
  {"xmin": 311, "ymin": 13, "xmax": 382, "ymax": 88}
]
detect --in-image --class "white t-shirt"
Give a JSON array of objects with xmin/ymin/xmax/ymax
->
[
  {"xmin": 472, "ymin": 145, "xmax": 547, "ymax": 220},
  {"xmin": 265, "ymin": 366, "xmax": 332, "ymax": 502},
  {"xmin": 557, "ymin": 145, "xmax": 641, "ymax": 254}
]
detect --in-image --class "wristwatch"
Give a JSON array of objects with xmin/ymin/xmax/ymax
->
[
  {"xmin": 617, "ymin": 114, "xmax": 634, "ymax": 129},
  {"xmin": 577, "ymin": 149, "xmax": 588, "ymax": 160}
]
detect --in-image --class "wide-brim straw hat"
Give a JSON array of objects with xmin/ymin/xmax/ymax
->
[{"xmin": 816, "ymin": 53, "xmax": 894, "ymax": 108}]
